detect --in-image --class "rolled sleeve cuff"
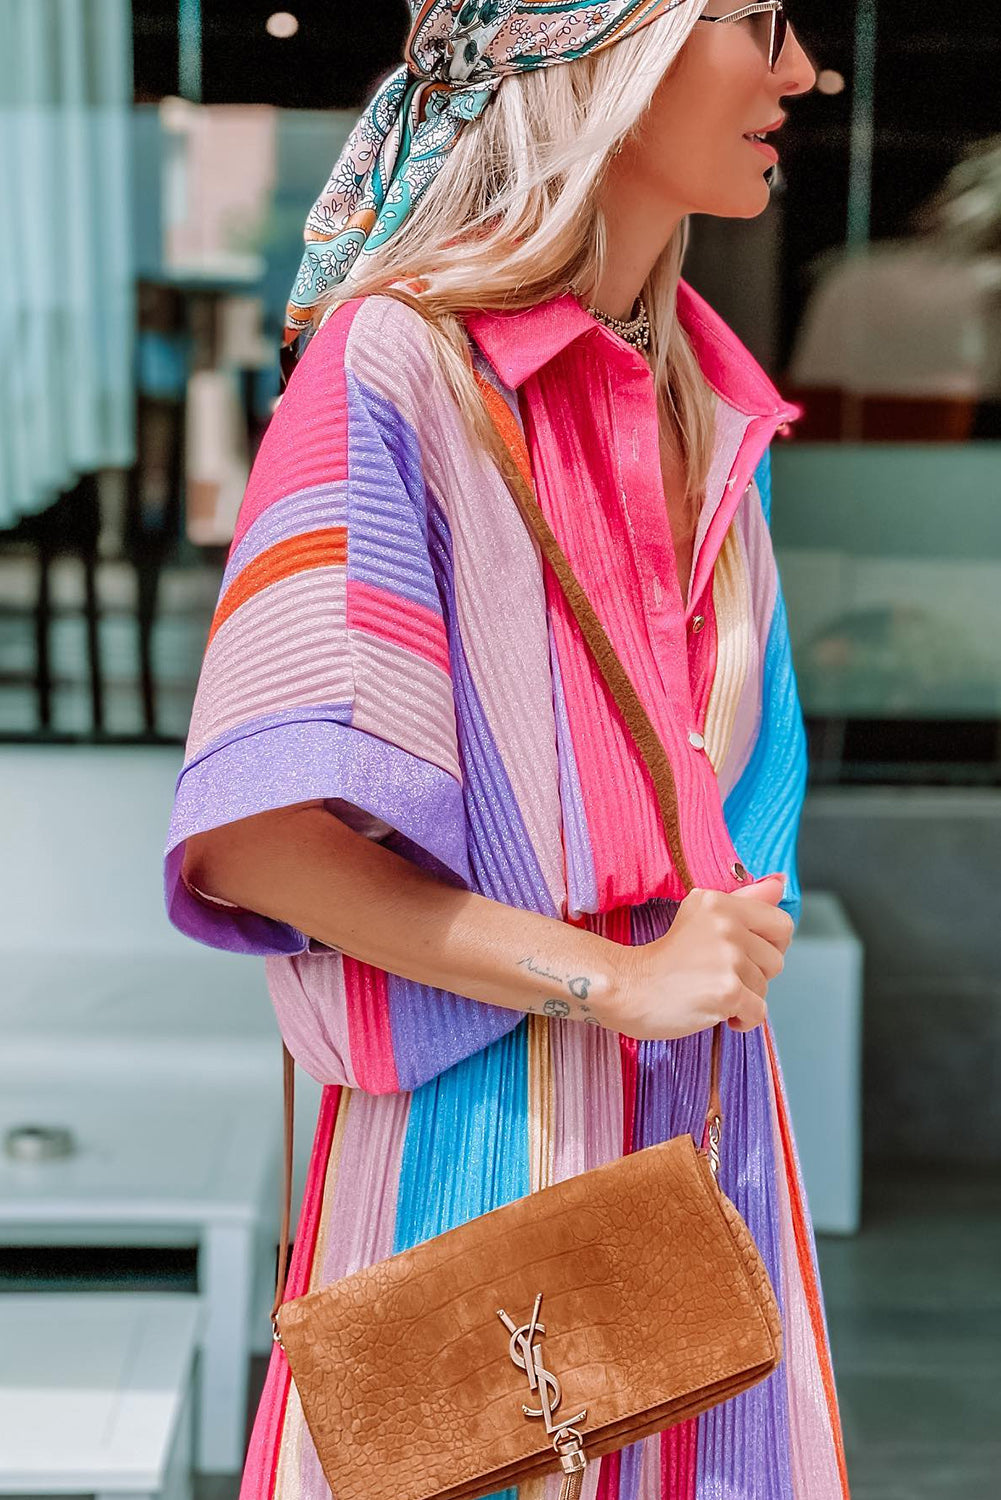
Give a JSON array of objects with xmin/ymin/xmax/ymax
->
[{"xmin": 164, "ymin": 716, "xmax": 470, "ymax": 955}]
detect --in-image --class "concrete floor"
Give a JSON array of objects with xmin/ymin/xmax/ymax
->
[{"xmin": 814, "ymin": 1166, "xmax": 1001, "ymax": 1500}]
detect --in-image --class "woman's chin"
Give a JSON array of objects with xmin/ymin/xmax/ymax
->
[{"xmin": 701, "ymin": 181, "xmax": 774, "ymax": 220}]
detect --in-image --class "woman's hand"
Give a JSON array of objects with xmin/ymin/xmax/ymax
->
[{"xmin": 606, "ymin": 875, "xmax": 794, "ymax": 1041}]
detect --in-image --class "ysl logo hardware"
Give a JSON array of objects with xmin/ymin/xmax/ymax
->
[{"xmin": 496, "ymin": 1291, "xmax": 586, "ymax": 1434}]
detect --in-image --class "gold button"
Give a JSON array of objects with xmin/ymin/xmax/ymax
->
[
  {"xmin": 731, "ymin": 861, "xmax": 749, "ymax": 881},
  {"xmin": 687, "ymin": 729, "xmax": 705, "ymax": 750},
  {"xmin": 691, "ymin": 614, "xmax": 706, "ymax": 633}
]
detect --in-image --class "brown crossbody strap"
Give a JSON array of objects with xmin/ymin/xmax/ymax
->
[{"xmin": 270, "ymin": 368, "xmax": 724, "ymax": 1333}]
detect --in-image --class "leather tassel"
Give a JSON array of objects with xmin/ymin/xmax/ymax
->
[{"xmin": 558, "ymin": 1468, "xmax": 585, "ymax": 1500}]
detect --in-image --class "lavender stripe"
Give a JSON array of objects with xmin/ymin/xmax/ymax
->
[
  {"xmin": 385, "ymin": 974, "xmax": 524, "ymax": 1093},
  {"xmin": 221, "ymin": 481, "xmax": 348, "ymax": 592},
  {"xmin": 627, "ymin": 900, "xmax": 793, "ymax": 1498},
  {"xmin": 617, "ymin": 1439, "xmax": 647, "ymax": 1500},
  {"xmin": 383, "ymin": 497, "xmax": 560, "ymax": 1090},
  {"xmin": 179, "ymin": 701, "xmax": 352, "ymax": 777},
  {"xmin": 165, "ymin": 714, "xmax": 470, "ymax": 955},
  {"xmin": 345, "ymin": 346, "xmax": 434, "ymax": 522},
  {"xmin": 345, "ymin": 371, "xmax": 444, "ymax": 613},
  {"xmin": 694, "ymin": 1029, "xmax": 793, "ymax": 1499}
]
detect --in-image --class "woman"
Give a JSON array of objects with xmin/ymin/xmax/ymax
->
[{"xmin": 165, "ymin": 2, "xmax": 850, "ymax": 1495}]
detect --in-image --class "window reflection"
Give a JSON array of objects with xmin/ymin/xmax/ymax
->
[{"xmin": 0, "ymin": 0, "xmax": 997, "ymax": 786}]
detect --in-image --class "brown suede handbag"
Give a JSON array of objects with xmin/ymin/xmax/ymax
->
[{"xmin": 269, "ymin": 374, "xmax": 783, "ymax": 1500}]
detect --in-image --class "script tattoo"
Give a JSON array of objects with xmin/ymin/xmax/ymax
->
[
  {"xmin": 517, "ymin": 958, "xmax": 599, "ymax": 1024},
  {"xmin": 517, "ymin": 955, "xmax": 564, "ymax": 985}
]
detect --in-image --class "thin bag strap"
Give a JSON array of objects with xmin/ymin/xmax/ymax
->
[{"xmin": 270, "ymin": 369, "xmax": 725, "ymax": 1335}]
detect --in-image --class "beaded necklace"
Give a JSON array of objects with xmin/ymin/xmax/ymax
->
[{"xmin": 571, "ymin": 284, "xmax": 651, "ymax": 351}]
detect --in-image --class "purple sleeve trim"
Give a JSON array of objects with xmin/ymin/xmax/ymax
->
[{"xmin": 164, "ymin": 717, "xmax": 470, "ymax": 955}]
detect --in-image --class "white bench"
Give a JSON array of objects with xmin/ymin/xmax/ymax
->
[{"xmin": 0, "ymin": 1294, "xmax": 199, "ymax": 1500}]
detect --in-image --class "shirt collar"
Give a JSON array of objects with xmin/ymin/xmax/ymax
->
[{"xmin": 464, "ymin": 278, "xmax": 802, "ymax": 422}]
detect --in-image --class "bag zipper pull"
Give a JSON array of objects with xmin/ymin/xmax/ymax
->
[{"xmin": 554, "ymin": 1426, "xmax": 587, "ymax": 1500}]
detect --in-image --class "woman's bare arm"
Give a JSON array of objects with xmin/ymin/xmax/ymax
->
[
  {"xmin": 182, "ymin": 802, "xmax": 792, "ymax": 1038},
  {"xmin": 182, "ymin": 802, "xmax": 624, "ymax": 1025}
]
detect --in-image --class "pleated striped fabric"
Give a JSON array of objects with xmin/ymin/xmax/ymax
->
[{"xmin": 163, "ymin": 283, "xmax": 851, "ymax": 1497}]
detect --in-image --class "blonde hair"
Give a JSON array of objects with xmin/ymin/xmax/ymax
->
[{"xmin": 312, "ymin": 10, "xmax": 716, "ymax": 515}]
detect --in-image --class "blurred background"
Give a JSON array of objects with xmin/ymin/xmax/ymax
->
[{"xmin": 0, "ymin": 3, "xmax": 998, "ymax": 1498}]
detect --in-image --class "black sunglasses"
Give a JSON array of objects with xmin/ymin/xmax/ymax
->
[
  {"xmin": 696, "ymin": 2, "xmax": 790, "ymax": 72},
  {"xmin": 658, "ymin": 0, "xmax": 791, "ymax": 73}
]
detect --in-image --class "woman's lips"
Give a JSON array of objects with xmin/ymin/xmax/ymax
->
[{"xmin": 743, "ymin": 134, "xmax": 779, "ymax": 163}]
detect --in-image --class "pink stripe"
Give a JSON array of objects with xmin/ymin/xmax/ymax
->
[
  {"xmin": 597, "ymin": 1449, "xmax": 622, "ymax": 1500},
  {"xmin": 346, "ymin": 577, "xmax": 450, "ymax": 675},
  {"xmin": 688, "ymin": 591, "xmax": 719, "ymax": 739},
  {"xmin": 521, "ymin": 348, "xmax": 765, "ymax": 907},
  {"xmin": 350, "ymin": 629, "xmax": 462, "ymax": 780},
  {"xmin": 316, "ymin": 1092, "xmax": 410, "ymax": 1284},
  {"xmin": 186, "ymin": 569, "xmax": 350, "ymax": 760},
  {"xmin": 553, "ymin": 1021, "xmax": 624, "ymax": 1179},
  {"xmin": 293, "ymin": 1090, "xmax": 412, "ymax": 1499},
  {"xmin": 343, "ymin": 956, "xmax": 400, "ymax": 1093},
  {"xmin": 231, "ymin": 299, "xmax": 364, "ymax": 550},
  {"xmin": 238, "ymin": 1084, "xmax": 342, "ymax": 1500},
  {"xmin": 265, "ymin": 954, "xmax": 360, "ymax": 1090},
  {"xmin": 689, "ymin": 404, "xmax": 754, "ymax": 601},
  {"xmin": 686, "ymin": 415, "xmax": 778, "ymax": 628},
  {"xmin": 661, "ymin": 1419, "xmax": 698, "ymax": 1499}
]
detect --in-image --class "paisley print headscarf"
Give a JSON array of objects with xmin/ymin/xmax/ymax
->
[{"xmin": 283, "ymin": 0, "xmax": 691, "ymax": 358}]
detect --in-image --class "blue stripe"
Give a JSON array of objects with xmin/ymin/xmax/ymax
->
[
  {"xmin": 724, "ymin": 447, "xmax": 807, "ymax": 930},
  {"xmin": 392, "ymin": 1020, "xmax": 530, "ymax": 1500}
]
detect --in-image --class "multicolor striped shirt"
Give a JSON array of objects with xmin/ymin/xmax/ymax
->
[
  {"xmin": 165, "ymin": 281, "xmax": 808, "ymax": 1094},
  {"xmin": 164, "ymin": 282, "xmax": 851, "ymax": 1498}
]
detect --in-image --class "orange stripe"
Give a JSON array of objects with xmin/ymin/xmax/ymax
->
[
  {"xmin": 208, "ymin": 527, "xmax": 347, "ymax": 645},
  {"xmin": 765, "ymin": 1027, "xmax": 852, "ymax": 1498},
  {"xmin": 472, "ymin": 369, "xmax": 534, "ymax": 487}
]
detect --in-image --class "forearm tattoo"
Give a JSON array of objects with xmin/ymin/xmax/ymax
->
[{"xmin": 516, "ymin": 958, "xmax": 601, "ymax": 1025}]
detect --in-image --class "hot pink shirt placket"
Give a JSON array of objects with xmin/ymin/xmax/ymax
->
[{"xmin": 466, "ymin": 280, "xmax": 802, "ymax": 908}]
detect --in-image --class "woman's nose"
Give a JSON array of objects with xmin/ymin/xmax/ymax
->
[{"xmin": 776, "ymin": 24, "xmax": 819, "ymax": 97}]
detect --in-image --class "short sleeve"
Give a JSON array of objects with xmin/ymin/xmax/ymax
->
[{"xmin": 164, "ymin": 296, "xmax": 470, "ymax": 954}]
